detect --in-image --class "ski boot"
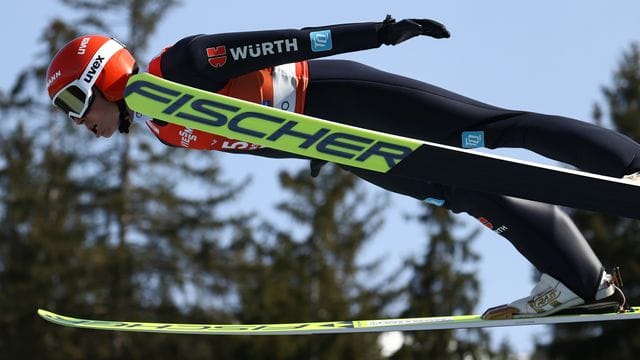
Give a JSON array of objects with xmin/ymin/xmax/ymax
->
[
  {"xmin": 482, "ymin": 268, "xmax": 627, "ymax": 320},
  {"xmin": 623, "ymin": 171, "xmax": 640, "ymax": 184}
]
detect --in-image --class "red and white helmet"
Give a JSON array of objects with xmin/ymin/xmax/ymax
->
[{"xmin": 46, "ymin": 35, "xmax": 136, "ymax": 119}]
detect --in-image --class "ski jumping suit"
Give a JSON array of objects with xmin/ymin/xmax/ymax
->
[{"xmin": 143, "ymin": 21, "xmax": 640, "ymax": 301}]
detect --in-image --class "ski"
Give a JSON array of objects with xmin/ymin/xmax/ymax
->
[
  {"xmin": 38, "ymin": 308, "xmax": 640, "ymax": 335},
  {"xmin": 124, "ymin": 73, "xmax": 640, "ymax": 219}
]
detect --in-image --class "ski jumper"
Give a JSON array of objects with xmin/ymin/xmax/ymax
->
[{"xmin": 143, "ymin": 21, "xmax": 640, "ymax": 301}]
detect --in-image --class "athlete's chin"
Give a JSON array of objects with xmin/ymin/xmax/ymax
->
[{"xmin": 99, "ymin": 128, "xmax": 117, "ymax": 138}]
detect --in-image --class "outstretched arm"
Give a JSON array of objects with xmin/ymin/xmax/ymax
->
[{"xmin": 159, "ymin": 15, "xmax": 449, "ymax": 87}]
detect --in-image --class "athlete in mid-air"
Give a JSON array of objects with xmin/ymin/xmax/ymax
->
[{"xmin": 46, "ymin": 15, "xmax": 638, "ymax": 319}]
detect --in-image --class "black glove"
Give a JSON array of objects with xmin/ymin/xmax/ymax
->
[
  {"xmin": 378, "ymin": 15, "xmax": 450, "ymax": 46},
  {"xmin": 310, "ymin": 159, "xmax": 328, "ymax": 178}
]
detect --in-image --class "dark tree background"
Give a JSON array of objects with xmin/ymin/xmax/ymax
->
[{"xmin": 0, "ymin": 1, "xmax": 502, "ymax": 358}]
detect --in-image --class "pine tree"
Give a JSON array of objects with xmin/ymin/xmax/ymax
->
[
  {"xmin": 535, "ymin": 43, "xmax": 640, "ymax": 359},
  {"xmin": 0, "ymin": 123, "xmax": 91, "ymax": 357},
  {"xmin": 390, "ymin": 204, "xmax": 493, "ymax": 359},
  {"xmin": 213, "ymin": 164, "xmax": 398, "ymax": 360},
  {"xmin": 0, "ymin": 1, "xmax": 257, "ymax": 358}
]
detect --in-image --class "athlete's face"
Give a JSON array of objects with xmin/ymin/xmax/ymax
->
[{"xmin": 72, "ymin": 89, "xmax": 121, "ymax": 138}]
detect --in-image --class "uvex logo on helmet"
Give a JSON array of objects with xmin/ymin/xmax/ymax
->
[
  {"xmin": 83, "ymin": 56, "xmax": 106, "ymax": 83},
  {"xmin": 46, "ymin": 35, "xmax": 136, "ymax": 102},
  {"xmin": 77, "ymin": 37, "xmax": 91, "ymax": 55}
]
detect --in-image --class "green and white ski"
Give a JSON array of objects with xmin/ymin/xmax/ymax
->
[
  {"xmin": 38, "ymin": 308, "xmax": 640, "ymax": 335},
  {"xmin": 124, "ymin": 73, "xmax": 640, "ymax": 219}
]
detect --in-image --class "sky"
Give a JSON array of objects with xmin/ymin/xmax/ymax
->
[{"xmin": 3, "ymin": 0, "xmax": 640, "ymax": 357}]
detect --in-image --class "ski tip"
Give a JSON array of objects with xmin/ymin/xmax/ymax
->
[
  {"xmin": 37, "ymin": 308, "xmax": 53, "ymax": 319},
  {"xmin": 37, "ymin": 309, "xmax": 61, "ymax": 322}
]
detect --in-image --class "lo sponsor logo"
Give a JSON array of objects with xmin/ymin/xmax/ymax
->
[
  {"xmin": 310, "ymin": 30, "xmax": 332, "ymax": 52},
  {"xmin": 47, "ymin": 70, "xmax": 62, "ymax": 87},
  {"xmin": 206, "ymin": 46, "xmax": 227, "ymax": 68},
  {"xmin": 478, "ymin": 216, "xmax": 508, "ymax": 234},
  {"xmin": 77, "ymin": 37, "xmax": 90, "ymax": 55},
  {"xmin": 206, "ymin": 39, "xmax": 298, "ymax": 69},
  {"xmin": 462, "ymin": 131, "xmax": 485, "ymax": 148},
  {"xmin": 178, "ymin": 128, "xmax": 197, "ymax": 147},
  {"xmin": 529, "ymin": 288, "xmax": 560, "ymax": 311}
]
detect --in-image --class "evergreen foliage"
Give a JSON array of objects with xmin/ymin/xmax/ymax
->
[
  {"xmin": 391, "ymin": 204, "xmax": 494, "ymax": 359},
  {"xmin": 0, "ymin": 1, "xmax": 502, "ymax": 358},
  {"xmin": 535, "ymin": 43, "xmax": 640, "ymax": 360},
  {"xmin": 208, "ymin": 165, "xmax": 396, "ymax": 359}
]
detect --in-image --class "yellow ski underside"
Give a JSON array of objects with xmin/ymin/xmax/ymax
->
[{"xmin": 38, "ymin": 307, "xmax": 640, "ymax": 335}]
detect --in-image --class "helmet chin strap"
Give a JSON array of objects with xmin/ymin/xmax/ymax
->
[
  {"xmin": 117, "ymin": 63, "xmax": 139, "ymax": 134},
  {"xmin": 117, "ymin": 99, "xmax": 131, "ymax": 133}
]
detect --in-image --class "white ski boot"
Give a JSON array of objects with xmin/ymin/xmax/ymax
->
[
  {"xmin": 482, "ymin": 271, "xmax": 621, "ymax": 320},
  {"xmin": 623, "ymin": 171, "xmax": 640, "ymax": 184}
]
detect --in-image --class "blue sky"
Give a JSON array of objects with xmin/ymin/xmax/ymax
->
[{"xmin": 3, "ymin": 0, "xmax": 640, "ymax": 356}]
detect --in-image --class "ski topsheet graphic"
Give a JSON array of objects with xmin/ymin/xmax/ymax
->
[
  {"xmin": 38, "ymin": 308, "xmax": 640, "ymax": 335},
  {"xmin": 124, "ymin": 73, "xmax": 640, "ymax": 219},
  {"xmin": 125, "ymin": 73, "xmax": 422, "ymax": 173}
]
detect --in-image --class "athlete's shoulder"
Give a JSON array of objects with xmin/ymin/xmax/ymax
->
[
  {"xmin": 146, "ymin": 36, "xmax": 231, "ymax": 91},
  {"xmin": 146, "ymin": 35, "xmax": 199, "ymax": 77}
]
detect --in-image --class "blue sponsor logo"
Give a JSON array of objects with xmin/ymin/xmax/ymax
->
[
  {"xmin": 310, "ymin": 30, "xmax": 333, "ymax": 52},
  {"xmin": 462, "ymin": 131, "xmax": 485, "ymax": 148},
  {"xmin": 424, "ymin": 197, "xmax": 445, "ymax": 206},
  {"xmin": 262, "ymin": 100, "xmax": 273, "ymax": 107}
]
